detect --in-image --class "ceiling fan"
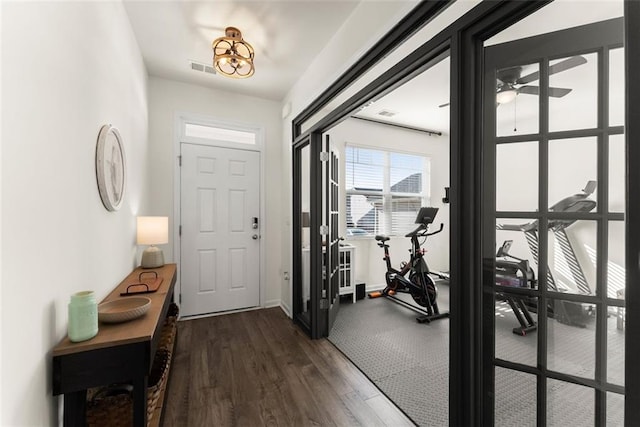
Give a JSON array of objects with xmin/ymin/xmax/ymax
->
[{"xmin": 438, "ymin": 55, "xmax": 587, "ymax": 108}]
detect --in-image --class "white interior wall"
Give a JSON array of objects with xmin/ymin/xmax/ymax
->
[
  {"xmin": 1, "ymin": 2, "xmax": 149, "ymax": 425},
  {"xmin": 327, "ymin": 118, "xmax": 450, "ymax": 289},
  {"xmin": 147, "ymin": 77, "xmax": 284, "ymax": 308}
]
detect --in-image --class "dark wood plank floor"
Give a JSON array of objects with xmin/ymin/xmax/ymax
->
[{"xmin": 162, "ymin": 307, "xmax": 414, "ymax": 426}]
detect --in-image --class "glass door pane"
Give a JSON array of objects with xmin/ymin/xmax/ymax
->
[
  {"xmin": 548, "ymin": 53, "xmax": 598, "ymax": 132},
  {"xmin": 495, "ymin": 367, "xmax": 537, "ymax": 426},
  {"xmin": 547, "ymin": 380, "xmax": 594, "ymax": 425}
]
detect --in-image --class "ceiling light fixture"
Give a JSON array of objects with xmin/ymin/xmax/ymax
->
[
  {"xmin": 496, "ymin": 85, "xmax": 518, "ymax": 104},
  {"xmin": 212, "ymin": 27, "xmax": 255, "ymax": 79}
]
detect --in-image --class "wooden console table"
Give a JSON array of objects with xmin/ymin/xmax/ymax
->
[{"xmin": 52, "ymin": 264, "xmax": 177, "ymax": 426}]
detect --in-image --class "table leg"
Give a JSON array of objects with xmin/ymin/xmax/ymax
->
[
  {"xmin": 63, "ymin": 390, "xmax": 87, "ymax": 427},
  {"xmin": 132, "ymin": 375, "xmax": 148, "ymax": 427}
]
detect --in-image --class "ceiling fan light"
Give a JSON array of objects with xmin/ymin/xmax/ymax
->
[
  {"xmin": 496, "ymin": 87, "xmax": 517, "ymax": 104},
  {"xmin": 212, "ymin": 27, "xmax": 255, "ymax": 79}
]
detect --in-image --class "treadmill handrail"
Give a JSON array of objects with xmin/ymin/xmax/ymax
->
[{"xmin": 496, "ymin": 221, "xmax": 538, "ymax": 232}]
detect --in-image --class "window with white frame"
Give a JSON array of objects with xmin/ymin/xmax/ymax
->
[{"xmin": 345, "ymin": 145, "xmax": 430, "ymax": 237}]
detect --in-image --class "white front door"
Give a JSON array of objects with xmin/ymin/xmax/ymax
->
[{"xmin": 180, "ymin": 143, "xmax": 260, "ymax": 316}]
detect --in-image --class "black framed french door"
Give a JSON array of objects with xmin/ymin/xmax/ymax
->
[
  {"xmin": 292, "ymin": 131, "xmax": 334, "ymax": 339},
  {"xmin": 322, "ymin": 134, "xmax": 341, "ymax": 335},
  {"xmin": 482, "ymin": 17, "xmax": 625, "ymax": 426}
]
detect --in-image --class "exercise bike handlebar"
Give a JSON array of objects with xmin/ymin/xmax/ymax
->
[
  {"xmin": 405, "ymin": 222, "xmax": 444, "ymax": 238},
  {"xmin": 426, "ymin": 223, "xmax": 444, "ymax": 236}
]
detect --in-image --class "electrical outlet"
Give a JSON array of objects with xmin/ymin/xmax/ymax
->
[{"xmin": 283, "ymin": 271, "xmax": 290, "ymax": 281}]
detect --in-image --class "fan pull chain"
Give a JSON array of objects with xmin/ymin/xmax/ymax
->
[{"xmin": 513, "ymin": 95, "xmax": 518, "ymax": 132}]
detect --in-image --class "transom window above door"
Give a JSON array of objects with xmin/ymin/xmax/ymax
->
[
  {"xmin": 177, "ymin": 114, "xmax": 264, "ymax": 150},
  {"xmin": 345, "ymin": 145, "xmax": 430, "ymax": 237},
  {"xmin": 184, "ymin": 123, "xmax": 256, "ymax": 145}
]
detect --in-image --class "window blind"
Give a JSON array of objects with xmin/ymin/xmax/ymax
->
[{"xmin": 345, "ymin": 145, "xmax": 430, "ymax": 236}]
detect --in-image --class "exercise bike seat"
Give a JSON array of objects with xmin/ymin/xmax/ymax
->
[{"xmin": 375, "ymin": 235, "xmax": 390, "ymax": 242}]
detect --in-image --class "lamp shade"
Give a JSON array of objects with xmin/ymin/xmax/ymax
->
[
  {"xmin": 136, "ymin": 216, "xmax": 168, "ymax": 245},
  {"xmin": 496, "ymin": 87, "xmax": 517, "ymax": 104}
]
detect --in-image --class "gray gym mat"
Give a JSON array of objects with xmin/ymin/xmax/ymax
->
[
  {"xmin": 329, "ymin": 284, "xmax": 450, "ymax": 426},
  {"xmin": 329, "ymin": 285, "xmax": 625, "ymax": 426}
]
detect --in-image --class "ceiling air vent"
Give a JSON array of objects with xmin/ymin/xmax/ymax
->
[
  {"xmin": 377, "ymin": 109, "xmax": 398, "ymax": 117},
  {"xmin": 189, "ymin": 60, "xmax": 216, "ymax": 75}
]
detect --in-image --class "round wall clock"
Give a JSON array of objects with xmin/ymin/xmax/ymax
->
[{"xmin": 95, "ymin": 124, "xmax": 126, "ymax": 211}]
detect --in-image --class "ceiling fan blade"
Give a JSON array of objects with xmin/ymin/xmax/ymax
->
[
  {"xmin": 548, "ymin": 55, "xmax": 588, "ymax": 76},
  {"xmin": 516, "ymin": 55, "xmax": 587, "ymax": 85},
  {"xmin": 515, "ymin": 71, "xmax": 539, "ymax": 85},
  {"xmin": 517, "ymin": 85, "xmax": 539, "ymax": 95},
  {"xmin": 548, "ymin": 87, "xmax": 572, "ymax": 97},
  {"xmin": 517, "ymin": 85, "xmax": 573, "ymax": 98}
]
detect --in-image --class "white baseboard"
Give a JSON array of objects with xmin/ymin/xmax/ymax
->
[{"xmin": 279, "ymin": 301, "xmax": 292, "ymax": 318}]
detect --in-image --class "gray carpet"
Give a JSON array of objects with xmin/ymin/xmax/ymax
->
[{"xmin": 329, "ymin": 284, "xmax": 626, "ymax": 426}]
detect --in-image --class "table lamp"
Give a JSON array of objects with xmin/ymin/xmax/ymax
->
[{"xmin": 137, "ymin": 216, "xmax": 168, "ymax": 268}]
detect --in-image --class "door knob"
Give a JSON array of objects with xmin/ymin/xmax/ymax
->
[{"xmin": 252, "ymin": 234, "xmax": 259, "ymax": 240}]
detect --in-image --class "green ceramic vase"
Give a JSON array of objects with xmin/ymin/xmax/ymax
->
[{"xmin": 68, "ymin": 291, "xmax": 98, "ymax": 342}]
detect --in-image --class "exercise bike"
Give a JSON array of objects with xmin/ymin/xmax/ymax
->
[{"xmin": 368, "ymin": 207, "xmax": 450, "ymax": 324}]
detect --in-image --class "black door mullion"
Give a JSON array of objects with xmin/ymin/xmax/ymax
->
[
  {"xmin": 535, "ymin": 55, "xmax": 550, "ymax": 427},
  {"xmin": 309, "ymin": 132, "xmax": 325, "ymax": 339},
  {"xmin": 481, "ymin": 47, "xmax": 498, "ymax": 427},
  {"xmin": 595, "ymin": 44, "xmax": 610, "ymax": 427}
]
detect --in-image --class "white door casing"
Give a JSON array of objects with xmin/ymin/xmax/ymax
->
[{"xmin": 180, "ymin": 143, "xmax": 260, "ymax": 316}]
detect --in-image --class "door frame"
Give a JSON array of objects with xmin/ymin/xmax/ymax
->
[
  {"xmin": 290, "ymin": 0, "xmax": 640, "ymax": 424},
  {"xmin": 173, "ymin": 111, "xmax": 266, "ymax": 312}
]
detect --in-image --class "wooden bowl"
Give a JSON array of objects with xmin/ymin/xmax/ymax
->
[{"xmin": 98, "ymin": 297, "xmax": 151, "ymax": 323}]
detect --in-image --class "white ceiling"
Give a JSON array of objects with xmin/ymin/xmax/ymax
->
[
  {"xmin": 124, "ymin": 1, "xmax": 624, "ymax": 134},
  {"xmin": 354, "ymin": 56, "xmax": 450, "ymax": 134},
  {"xmin": 123, "ymin": 0, "xmax": 361, "ymax": 101},
  {"xmin": 353, "ymin": 0, "xmax": 623, "ymax": 136}
]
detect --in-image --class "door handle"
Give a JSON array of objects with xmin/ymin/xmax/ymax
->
[{"xmin": 252, "ymin": 234, "xmax": 259, "ymax": 240}]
